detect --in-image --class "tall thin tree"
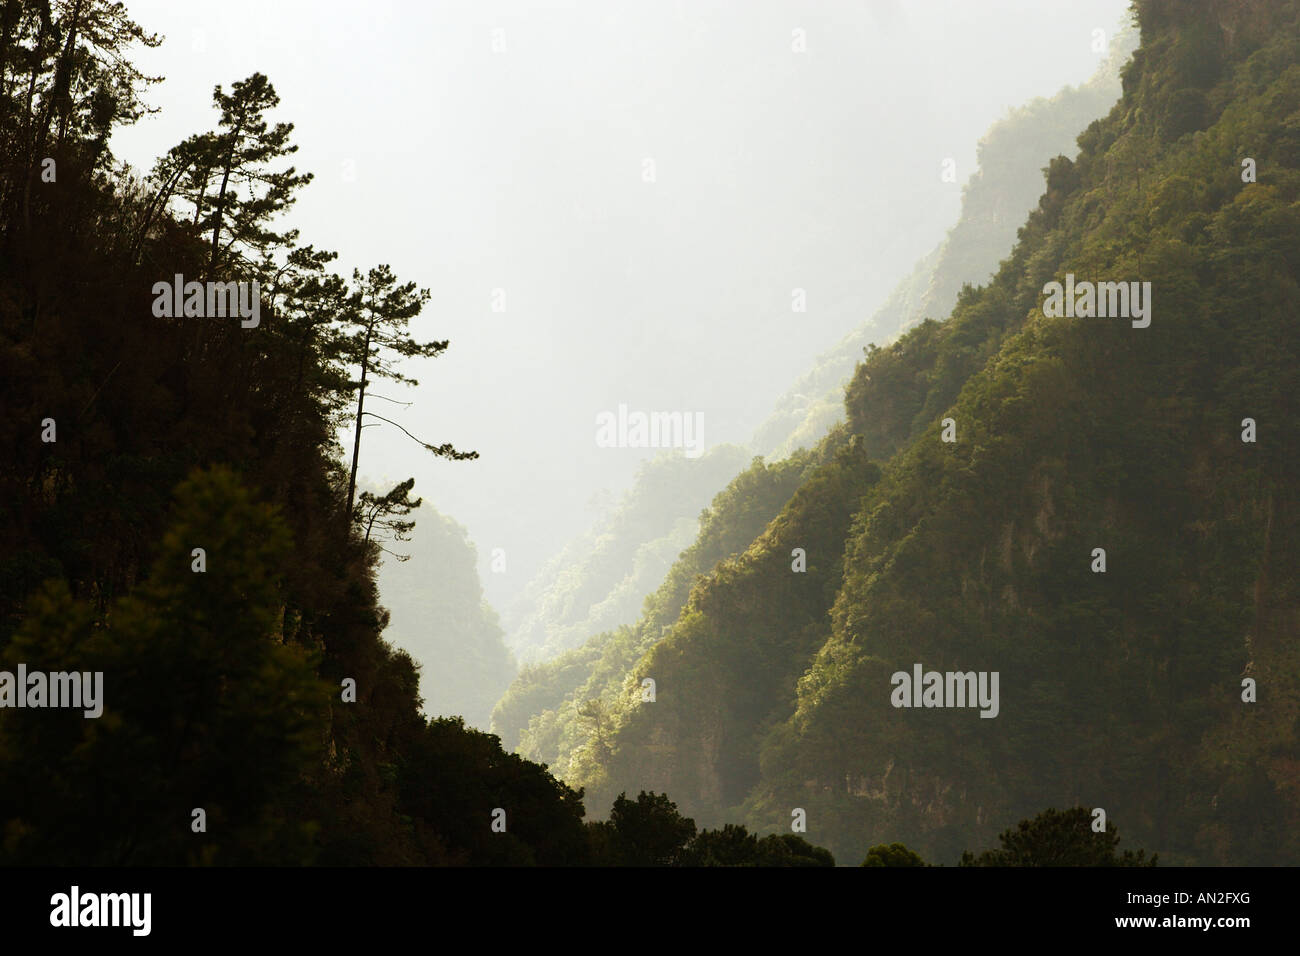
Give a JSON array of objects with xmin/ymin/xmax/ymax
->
[{"xmin": 342, "ymin": 264, "xmax": 477, "ymax": 529}]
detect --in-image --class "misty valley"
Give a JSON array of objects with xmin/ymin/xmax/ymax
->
[{"xmin": 0, "ymin": 0, "xmax": 1295, "ymax": 910}]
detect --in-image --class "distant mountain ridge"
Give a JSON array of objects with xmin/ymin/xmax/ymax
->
[
  {"xmin": 751, "ymin": 31, "xmax": 1137, "ymax": 458},
  {"xmin": 378, "ymin": 503, "xmax": 515, "ymax": 729},
  {"xmin": 502, "ymin": 445, "xmax": 753, "ymax": 665},
  {"xmin": 556, "ymin": 0, "xmax": 1300, "ymax": 866},
  {"xmin": 491, "ymin": 31, "xmax": 1139, "ymax": 778}
]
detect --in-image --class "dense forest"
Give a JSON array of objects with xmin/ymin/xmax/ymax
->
[
  {"xmin": 1, "ymin": 0, "xmax": 1294, "ymax": 870},
  {"xmin": 493, "ymin": 30, "xmax": 1140, "ymax": 762},
  {"xmin": 493, "ymin": 447, "xmax": 826, "ymax": 762},
  {"xmin": 502, "ymin": 0, "xmax": 1300, "ymax": 866},
  {"xmin": 0, "ymin": 0, "xmax": 837, "ymax": 865},
  {"xmin": 492, "ymin": 24, "xmax": 1138, "ymax": 791}
]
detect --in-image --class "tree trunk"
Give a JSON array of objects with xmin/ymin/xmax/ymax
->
[
  {"xmin": 0, "ymin": 1, "xmax": 23, "ymax": 94},
  {"xmin": 53, "ymin": 0, "xmax": 84, "ymax": 146},
  {"xmin": 345, "ymin": 322, "xmax": 373, "ymax": 527},
  {"xmin": 209, "ymin": 110, "xmax": 245, "ymax": 272},
  {"xmin": 32, "ymin": 0, "xmax": 79, "ymax": 159}
]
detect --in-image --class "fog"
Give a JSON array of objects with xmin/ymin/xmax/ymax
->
[{"xmin": 111, "ymin": 0, "xmax": 1130, "ymax": 612}]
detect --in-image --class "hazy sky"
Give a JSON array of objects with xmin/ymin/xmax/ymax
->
[{"xmin": 111, "ymin": 0, "xmax": 1131, "ymax": 608}]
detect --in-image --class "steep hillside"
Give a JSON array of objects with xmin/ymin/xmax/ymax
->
[
  {"xmin": 504, "ymin": 446, "xmax": 752, "ymax": 664},
  {"xmin": 494, "ymin": 31, "xmax": 1140, "ymax": 778},
  {"xmin": 378, "ymin": 504, "xmax": 516, "ymax": 730},
  {"xmin": 0, "ymin": 8, "xmax": 627, "ymax": 867},
  {"xmin": 752, "ymin": 30, "xmax": 1137, "ymax": 458},
  {"xmin": 499, "ymin": 42, "xmax": 1135, "ymax": 677},
  {"xmin": 492, "ymin": 446, "xmax": 827, "ymax": 757},
  {"xmin": 568, "ymin": 0, "xmax": 1300, "ymax": 866}
]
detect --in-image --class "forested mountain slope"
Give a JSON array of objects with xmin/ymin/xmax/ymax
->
[
  {"xmin": 377, "ymin": 503, "xmax": 515, "ymax": 729},
  {"xmin": 505, "ymin": 446, "xmax": 751, "ymax": 664},
  {"xmin": 564, "ymin": 0, "xmax": 1300, "ymax": 866},
  {"xmin": 751, "ymin": 31, "xmax": 1136, "ymax": 459},
  {"xmin": 0, "ymin": 2, "xmax": 645, "ymax": 866},
  {"xmin": 501, "ymin": 41, "xmax": 1134, "ymax": 682},
  {"xmin": 493, "ymin": 445, "xmax": 829, "ymax": 761},
  {"xmin": 492, "ymin": 31, "xmax": 1139, "ymax": 776}
]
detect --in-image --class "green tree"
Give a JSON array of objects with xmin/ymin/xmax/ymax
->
[
  {"xmin": 753, "ymin": 834, "xmax": 835, "ymax": 867},
  {"xmin": 0, "ymin": 466, "xmax": 330, "ymax": 865},
  {"xmin": 575, "ymin": 697, "xmax": 614, "ymax": 763},
  {"xmin": 607, "ymin": 791, "xmax": 697, "ymax": 866},
  {"xmin": 862, "ymin": 842, "xmax": 927, "ymax": 867},
  {"xmin": 959, "ymin": 808, "xmax": 1157, "ymax": 867},
  {"xmin": 341, "ymin": 263, "xmax": 477, "ymax": 524},
  {"xmin": 5, "ymin": 0, "xmax": 161, "ymax": 230},
  {"xmin": 154, "ymin": 73, "xmax": 311, "ymax": 273},
  {"xmin": 398, "ymin": 717, "xmax": 589, "ymax": 866},
  {"xmin": 680, "ymin": 823, "xmax": 759, "ymax": 866},
  {"xmin": 201, "ymin": 73, "xmax": 312, "ymax": 271},
  {"xmin": 356, "ymin": 477, "xmax": 421, "ymax": 560}
]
